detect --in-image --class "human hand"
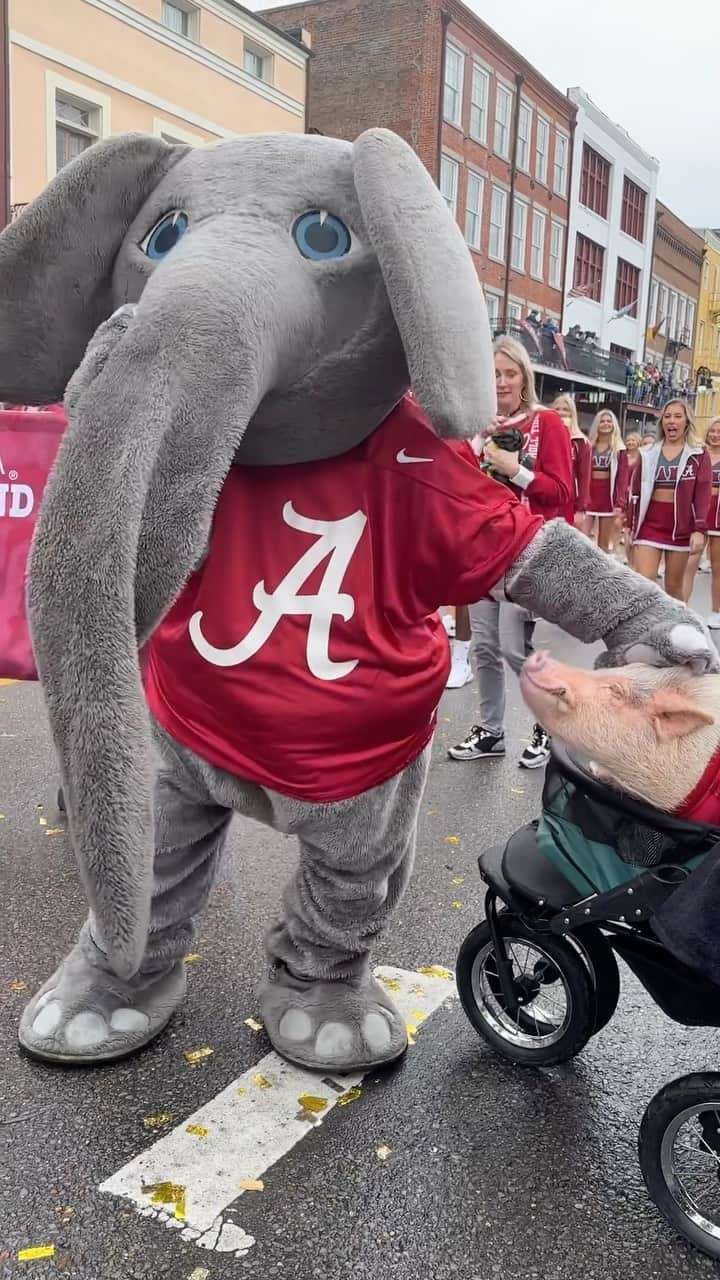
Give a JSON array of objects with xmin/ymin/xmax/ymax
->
[
  {"xmin": 483, "ymin": 442, "xmax": 520, "ymax": 479},
  {"xmin": 690, "ymin": 532, "xmax": 706, "ymax": 555}
]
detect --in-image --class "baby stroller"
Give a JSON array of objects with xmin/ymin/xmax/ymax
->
[{"xmin": 457, "ymin": 741, "xmax": 720, "ymax": 1260}]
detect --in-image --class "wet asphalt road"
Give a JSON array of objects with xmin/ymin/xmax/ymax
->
[{"xmin": 2, "ymin": 579, "xmax": 720, "ymax": 1280}]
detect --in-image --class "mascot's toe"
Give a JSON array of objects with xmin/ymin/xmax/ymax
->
[
  {"xmin": 19, "ymin": 939, "xmax": 187, "ymax": 1064},
  {"xmin": 259, "ymin": 964, "xmax": 407, "ymax": 1071}
]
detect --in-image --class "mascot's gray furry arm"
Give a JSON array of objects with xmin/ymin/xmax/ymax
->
[{"xmin": 0, "ymin": 130, "xmax": 713, "ymax": 1069}]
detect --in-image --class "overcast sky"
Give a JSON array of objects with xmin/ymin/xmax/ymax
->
[{"xmin": 249, "ymin": 0, "xmax": 719, "ymax": 229}]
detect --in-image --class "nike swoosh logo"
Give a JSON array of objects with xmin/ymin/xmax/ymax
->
[{"xmin": 396, "ymin": 448, "xmax": 434, "ymax": 464}]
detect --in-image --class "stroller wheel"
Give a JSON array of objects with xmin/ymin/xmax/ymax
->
[
  {"xmin": 456, "ymin": 914, "xmax": 595, "ymax": 1066},
  {"xmin": 640, "ymin": 1073, "xmax": 720, "ymax": 1260},
  {"xmin": 569, "ymin": 926, "xmax": 621, "ymax": 1035}
]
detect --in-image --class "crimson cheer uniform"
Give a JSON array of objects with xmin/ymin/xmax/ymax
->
[
  {"xmin": 505, "ymin": 408, "xmax": 573, "ymax": 524},
  {"xmin": 629, "ymin": 445, "xmax": 711, "ymax": 550},
  {"xmin": 145, "ymin": 396, "xmax": 541, "ymax": 803},
  {"xmin": 708, "ymin": 457, "xmax": 720, "ymax": 536},
  {"xmin": 587, "ymin": 447, "xmax": 629, "ymax": 516},
  {"xmin": 571, "ymin": 436, "xmax": 592, "ymax": 515}
]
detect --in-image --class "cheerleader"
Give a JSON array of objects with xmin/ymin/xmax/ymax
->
[
  {"xmin": 552, "ymin": 393, "xmax": 591, "ymax": 528},
  {"xmin": 585, "ymin": 410, "xmax": 629, "ymax": 551},
  {"xmin": 628, "ymin": 399, "xmax": 711, "ymax": 600},
  {"xmin": 702, "ymin": 417, "xmax": 720, "ymax": 626}
]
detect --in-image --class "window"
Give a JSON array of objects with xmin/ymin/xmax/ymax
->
[
  {"xmin": 508, "ymin": 300, "xmax": 522, "ymax": 323},
  {"xmin": 161, "ymin": 1, "xmax": 197, "ymax": 38},
  {"xmin": 668, "ymin": 290, "xmax": 678, "ymax": 337},
  {"xmin": 579, "ymin": 144, "xmax": 610, "ymax": 218},
  {"xmin": 553, "ymin": 130, "xmax": 569, "ymax": 196},
  {"xmin": 470, "ymin": 64, "xmax": 489, "ymax": 144},
  {"xmin": 244, "ymin": 44, "xmax": 272, "ymax": 81},
  {"xmin": 530, "ymin": 209, "xmax": 546, "ymax": 279},
  {"xmin": 485, "ymin": 292, "xmax": 500, "ymax": 330},
  {"xmin": 465, "ymin": 171, "xmax": 484, "ymax": 250},
  {"xmin": 55, "ymin": 92, "xmax": 100, "ymax": 172},
  {"xmin": 516, "ymin": 101, "xmax": 532, "ymax": 172},
  {"xmin": 573, "ymin": 233, "xmax": 604, "ymax": 302},
  {"xmin": 489, "ymin": 185, "xmax": 507, "ymax": 260},
  {"xmin": 677, "ymin": 295, "xmax": 686, "ymax": 341},
  {"xmin": 621, "ymin": 176, "xmax": 647, "ymax": 242},
  {"xmin": 549, "ymin": 220, "xmax": 564, "ymax": 289},
  {"xmin": 511, "ymin": 200, "xmax": 528, "ymax": 272},
  {"xmin": 615, "ymin": 258, "xmax": 640, "ymax": 317},
  {"xmin": 494, "ymin": 84, "xmax": 513, "ymax": 159},
  {"xmin": 687, "ymin": 299, "xmax": 696, "ymax": 340},
  {"xmin": 704, "ymin": 260, "xmax": 710, "ymax": 291},
  {"xmin": 535, "ymin": 117, "xmax": 549, "ymax": 185},
  {"xmin": 439, "ymin": 155, "xmax": 459, "ymax": 220},
  {"xmin": 444, "ymin": 43, "xmax": 464, "ymax": 127},
  {"xmin": 699, "ymin": 320, "xmax": 706, "ymax": 352},
  {"xmin": 658, "ymin": 283, "xmax": 668, "ymax": 325}
]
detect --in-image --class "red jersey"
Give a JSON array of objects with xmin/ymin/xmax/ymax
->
[
  {"xmin": 507, "ymin": 408, "xmax": 573, "ymax": 523},
  {"xmin": 588, "ymin": 448, "xmax": 628, "ymax": 515},
  {"xmin": 145, "ymin": 398, "xmax": 541, "ymax": 802},
  {"xmin": 571, "ymin": 436, "xmax": 592, "ymax": 514},
  {"xmin": 708, "ymin": 457, "xmax": 720, "ymax": 533}
]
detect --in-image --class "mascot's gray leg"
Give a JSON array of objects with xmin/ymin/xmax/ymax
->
[
  {"xmin": 259, "ymin": 746, "xmax": 431, "ymax": 1072},
  {"xmin": 19, "ymin": 730, "xmax": 234, "ymax": 1064}
]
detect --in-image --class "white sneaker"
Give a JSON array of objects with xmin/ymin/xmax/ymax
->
[
  {"xmin": 700, "ymin": 560, "xmax": 712, "ymax": 573},
  {"xmin": 446, "ymin": 656, "xmax": 474, "ymax": 688},
  {"xmin": 442, "ymin": 614, "xmax": 456, "ymax": 639},
  {"xmin": 708, "ymin": 611, "xmax": 720, "ymax": 630}
]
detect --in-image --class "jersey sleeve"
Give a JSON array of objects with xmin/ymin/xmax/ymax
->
[
  {"xmin": 508, "ymin": 410, "xmax": 572, "ymax": 515},
  {"xmin": 693, "ymin": 450, "xmax": 713, "ymax": 533},
  {"xmin": 576, "ymin": 439, "xmax": 592, "ymax": 513},
  {"xmin": 409, "ymin": 445, "xmax": 543, "ymax": 612}
]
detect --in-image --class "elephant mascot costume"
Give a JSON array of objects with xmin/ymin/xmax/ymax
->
[{"xmin": 0, "ymin": 129, "xmax": 714, "ymax": 1070}]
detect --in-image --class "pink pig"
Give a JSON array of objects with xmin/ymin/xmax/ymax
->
[{"xmin": 519, "ymin": 652, "xmax": 720, "ymax": 816}]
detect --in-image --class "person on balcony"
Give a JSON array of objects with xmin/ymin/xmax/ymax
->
[
  {"xmin": 628, "ymin": 399, "xmax": 711, "ymax": 600},
  {"xmin": 583, "ymin": 410, "xmax": 629, "ymax": 553},
  {"xmin": 552, "ymin": 393, "xmax": 591, "ymax": 528},
  {"xmin": 448, "ymin": 337, "xmax": 572, "ymax": 771}
]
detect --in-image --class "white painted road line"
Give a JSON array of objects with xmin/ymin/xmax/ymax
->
[{"xmin": 99, "ymin": 964, "xmax": 457, "ymax": 1257}]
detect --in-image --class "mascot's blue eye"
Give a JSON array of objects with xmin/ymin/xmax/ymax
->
[
  {"xmin": 142, "ymin": 210, "xmax": 189, "ymax": 260},
  {"xmin": 293, "ymin": 211, "xmax": 351, "ymax": 261}
]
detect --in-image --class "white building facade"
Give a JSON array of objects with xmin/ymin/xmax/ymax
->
[{"xmin": 563, "ymin": 87, "xmax": 659, "ymax": 362}]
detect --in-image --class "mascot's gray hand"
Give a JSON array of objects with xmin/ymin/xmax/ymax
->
[
  {"xmin": 503, "ymin": 519, "xmax": 720, "ymax": 675},
  {"xmin": 65, "ymin": 304, "xmax": 137, "ymax": 417}
]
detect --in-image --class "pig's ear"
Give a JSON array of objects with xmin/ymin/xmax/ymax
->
[{"xmin": 648, "ymin": 689, "xmax": 715, "ymax": 742}]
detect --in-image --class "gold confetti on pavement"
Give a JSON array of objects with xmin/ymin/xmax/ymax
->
[
  {"xmin": 451, "ymin": 875, "xmax": 465, "ymax": 885},
  {"xmin": 183, "ymin": 1046, "xmax": 215, "ymax": 1065},
  {"xmin": 417, "ymin": 965, "xmax": 453, "ymax": 980},
  {"xmin": 18, "ymin": 1246, "xmax": 56, "ymax": 1262},
  {"xmin": 45, "ymin": 828, "xmax": 65, "ymax": 837},
  {"xmin": 38, "ymin": 817, "xmax": 48, "ymax": 826},
  {"xmin": 186, "ymin": 1124, "xmax": 208, "ymax": 1139},
  {"xmin": 406, "ymin": 1023, "xmax": 417, "ymax": 1045},
  {"xmin": 0, "ymin": 814, "xmax": 6, "ymax": 820},
  {"xmin": 510, "ymin": 787, "xmax": 525, "ymax": 796},
  {"xmin": 239, "ymin": 1178, "xmax": 264, "ymax": 1192},
  {"xmin": 451, "ymin": 901, "xmax": 464, "ymax": 910},
  {"xmin": 143, "ymin": 1112, "xmax": 173, "ymax": 1130},
  {"xmin": 337, "ymin": 1085, "xmax": 362, "ymax": 1107},
  {"xmin": 253, "ymin": 1074, "xmax": 272, "ymax": 1089},
  {"xmin": 410, "ymin": 1010, "xmax": 427, "ymax": 1022},
  {"xmin": 237, "ymin": 1087, "xmax": 248, "ymax": 1097},
  {"xmin": 298, "ymin": 1094, "xmax": 329, "ymax": 1114},
  {"xmin": 9, "ymin": 980, "xmax": 28, "ymax": 992},
  {"xmin": 376, "ymin": 1145, "xmax": 392, "ymax": 1161},
  {"xmin": 427, "ymin": 808, "xmax": 440, "ymax": 816},
  {"xmin": 142, "ymin": 1181, "xmax": 186, "ymax": 1220},
  {"xmin": 244, "ymin": 1017, "xmax": 264, "ymax": 1032},
  {"xmin": 379, "ymin": 976, "xmax": 401, "ymax": 991},
  {"xmin": 188, "ymin": 1269, "xmax": 210, "ymax": 1280},
  {"xmin": 184, "ymin": 953, "xmax": 202, "ymax": 964},
  {"xmin": 410, "ymin": 984, "xmax": 426, "ymax": 997},
  {"xmin": 445, "ymin": 835, "xmax": 461, "ymax": 845}
]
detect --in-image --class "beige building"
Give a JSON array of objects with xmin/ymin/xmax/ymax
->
[{"xmin": 8, "ymin": 0, "xmax": 309, "ymax": 213}]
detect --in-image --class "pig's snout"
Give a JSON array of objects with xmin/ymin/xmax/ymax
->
[{"xmin": 521, "ymin": 651, "xmax": 567, "ymax": 695}]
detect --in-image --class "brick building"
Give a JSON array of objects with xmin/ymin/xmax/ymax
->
[
  {"xmin": 264, "ymin": 0, "xmax": 576, "ymax": 327},
  {"xmin": 645, "ymin": 201, "xmax": 702, "ymax": 390}
]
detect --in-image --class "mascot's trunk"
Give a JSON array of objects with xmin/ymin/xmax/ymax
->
[{"xmin": 27, "ymin": 217, "xmax": 321, "ymax": 979}]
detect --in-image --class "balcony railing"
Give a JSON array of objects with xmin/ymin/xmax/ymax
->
[{"xmin": 492, "ymin": 318, "xmax": 627, "ymax": 386}]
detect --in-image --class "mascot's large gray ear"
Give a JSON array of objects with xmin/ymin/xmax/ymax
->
[
  {"xmin": 352, "ymin": 129, "xmax": 496, "ymax": 438},
  {"xmin": 0, "ymin": 134, "xmax": 186, "ymax": 402}
]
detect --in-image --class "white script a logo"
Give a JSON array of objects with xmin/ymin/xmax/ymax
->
[{"xmin": 189, "ymin": 501, "xmax": 368, "ymax": 682}]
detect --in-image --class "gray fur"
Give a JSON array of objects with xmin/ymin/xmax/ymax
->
[
  {"xmin": 19, "ymin": 721, "xmax": 428, "ymax": 1070},
  {"xmin": 505, "ymin": 521, "xmax": 718, "ymax": 672},
  {"xmin": 0, "ymin": 128, "xmax": 494, "ymax": 979}
]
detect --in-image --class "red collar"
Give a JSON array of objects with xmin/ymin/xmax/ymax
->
[{"xmin": 674, "ymin": 750, "xmax": 720, "ymax": 825}]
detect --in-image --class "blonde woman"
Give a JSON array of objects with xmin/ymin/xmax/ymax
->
[
  {"xmin": 585, "ymin": 410, "xmax": 629, "ymax": 551},
  {"xmin": 628, "ymin": 399, "xmax": 711, "ymax": 600},
  {"xmin": 552, "ymin": 393, "xmax": 591, "ymax": 527},
  {"xmin": 449, "ymin": 336, "xmax": 572, "ymax": 771},
  {"xmin": 701, "ymin": 417, "xmax": 720, "ymax": 626}
]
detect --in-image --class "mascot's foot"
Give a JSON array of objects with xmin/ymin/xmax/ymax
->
[
  {"xmin": 18, "ymin": 938, "xmax": 186, "ymax": 1064},
  {"xmin": 259, "ymin": 963, "xmax": 408, "ymax": 1072}
]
